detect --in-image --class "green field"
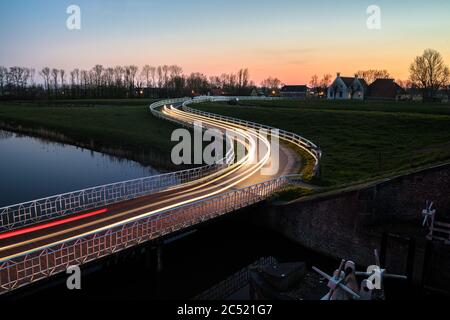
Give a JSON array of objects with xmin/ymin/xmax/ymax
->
[
  {"xmin": 0, "ymin": 100, "xmax": 178, "ymax": 168},
  {"xmin": 193, "ymin": 100, "xmax": 450, "ymax": 187},
  {"xmin": 5, "ymin": 99, "xmax": 161, "ymax": 108},
  {"xmin": 234, "ymin": 99, "xmax": 450, "ymax": 116},
  {"xmin": 2, "ymin": 99, "xmax": 450, "ymax": 188}
]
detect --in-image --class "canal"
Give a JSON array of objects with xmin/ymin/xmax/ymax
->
[{"xmin": 0, "ymin": 129, "xmax": 161, "ymax": 207}]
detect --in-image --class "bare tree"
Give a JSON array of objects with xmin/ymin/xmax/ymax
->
[
  {"xmin": 0, "ymin": 66, "xmax": 7, "ymax": 95},
  {"xmin": 150, "ymin": 66, "xmax": 156, "ymax": 88},
  {"xmin": 161, "ymin": 65, "xmax": 170, "ymax": 88},
  {"xmin": 396, "ymin": 79, "xmax": 412, "ymax": 89},
  {"xmin": 242, "ymin": 68, "xmax": 249, "ymax": 88},
  {"xmin": 92, "ymin": 65, "xmax": 104, "ymax": 96},
  {"xmin": 104, "ymin": 68, "xmax": 114, "ymax": 87},
  {"xmin": 128, "ymin": 65, "xmax": 138, "ymax": 90},
  {"xmin": 51, "ymin": 68, "xmax": 59, "ymax": 95},
  {"xmin": 156, "ymin": 66, "xmax": 163, "ymax": 88},
  {"xmin": 409, "ymin": 49, "xmax": 450, "ymax": 101},
  {"xmin": 356, "ymin": 69, "xmax": 390, "ymax": 85},
  {"xmin": 1, "ymin": 63, "xmax": 267, "ymax": 99},
  {"xmin": 9, "ymin": 67, "xmax": 25, "ymax": 91},
  {"xmin": 59, "ymin": 69, "xmax": 66, "ymax": 94},
  {"xmin": 81, "ymin": 70, "xmax": 89, "ymax": 95},
  {"xmin": 209, "ymin": 76, "xmax": 221, "ymax": 89},
  {"xmin": 69, "ymin": 68, "xmax": 80, "ymax": 97},
  {"xmin": 92, "ymin": 65, "xmax": 103, "ymax": 87},
  {"xmin": 29, "ymin": 68, "xmax": 36, "ymax": 86},
  {"xmin": 320, "ymin": 74, "xmax": 332, "ymax": 96},
  {"xmin": 261, "ymin": 77, "xmax": 282, "ymax": 90},
  {"xmin": 186, "ymin": 72, "xmax": 208, "ymax": 95},
  {"xmin": 309, "ymin": 74, "xmax": 319, "ymax": 95},
  {"xmin": 70, "ymin": 70, "xmax": 76, "ymax": 87},
  {"xmin": 39, "ymin": 67, "xmax": 51, "ymax": 94},
  {"xmin": 169, "ymin": 65, "xmax": 183, "ymax": 79},
  {"xmin": 113, "ymin": 66, "xmax": 124, "ymax": 87},
  {"xmin": 141, "ymin": 65, "xmax": 152, "ymax": 88},
  {"xmin": 164, "ymin": 65, "xmax": 183, "ymax": 96}
]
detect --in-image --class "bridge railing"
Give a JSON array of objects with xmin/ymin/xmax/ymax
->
[
  {"xmin": 0, "ymin": 97, "xmax": 320, "ymax": 295},
  {"xmin": 182, "ymin": 96, "xmax": 322, "ymax": 176},
  {"xmin": 0, "ymin": 174, "xmax": 295, "ymax": 295},
  {"xmin": 0, "ymin": 98, "xmax": 235, "ymax": 232}
]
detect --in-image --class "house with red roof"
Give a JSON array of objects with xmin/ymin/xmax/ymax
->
[{"xmin": 366, "ymin": 78, "xmax": 406, "ymax": 100}]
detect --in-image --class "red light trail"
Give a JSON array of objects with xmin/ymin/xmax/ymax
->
[{"xmin": 0, "ymin": 208, "xmax": 108, "ymax": 240}]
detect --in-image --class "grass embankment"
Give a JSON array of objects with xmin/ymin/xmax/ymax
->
[
  {"xmin": 193, "ymin": 100, "xmax": 450, "ymax": 189},
  {"xmin": 0, "ymin": 100, "xmax": 178, "ymax": 169},
  {"xmin": 6, "ymin": 99, "xmax": 161, "ymax": 108}
]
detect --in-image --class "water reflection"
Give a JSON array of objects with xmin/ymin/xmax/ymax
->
[
  {"xmin": 0, "ymin": 131, "xmax": 13, "ymax": 140},
  {"xmin": 0, "ymin": 129, "xmax": 161, "ymax": 207}
]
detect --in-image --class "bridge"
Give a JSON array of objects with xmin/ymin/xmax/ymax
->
[{"xmin": 0, "ymin": 96, "xmax": 321, "ymax": 295}]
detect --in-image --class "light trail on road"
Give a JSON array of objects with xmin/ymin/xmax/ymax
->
[{"xmin": 0, "ymin": 103, "xmax": 282, "ymax": 262}]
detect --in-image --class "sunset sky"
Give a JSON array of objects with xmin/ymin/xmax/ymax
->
[{"xmin": 1, "ymin": 0, "xmax": 449, "ymax": 84}]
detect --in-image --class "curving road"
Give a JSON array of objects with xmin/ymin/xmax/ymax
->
[{"xmin": 0, "ymin": 101, "xmax": 301, "ymax": 262}]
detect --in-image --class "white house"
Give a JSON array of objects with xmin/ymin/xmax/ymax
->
[{"xmin": 327, "ymin": 73, "xmax": 368, "ymax": 100}]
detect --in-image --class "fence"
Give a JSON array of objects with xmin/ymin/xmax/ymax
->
[
  {"xmin": 182, "ymin": 96, "xmax": 322, "ymax": 175},
  {"xmin": 0, "ymin": 97, "xmax": 320, "ymax": 295},
  {"xmin": 428, "ymin": 220, "xmax": 450, "ymax": 244},
  {"xmin": 0, "ymin": 175, "xmax": 291, "ymax": 295},
  {"xmin": 0, "ymin": 99, "xmax": 234, "ymax": 232}
]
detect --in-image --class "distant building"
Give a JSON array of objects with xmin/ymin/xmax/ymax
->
[
  {"xmin": 327, "ymin": 73, "xmax": 368, "ymax": 100},
  {"xmin": 366, "ymin": 78, "xmax": 406, "ymax": 100},
  {"xmin": 280, "ymin": 85, "xmax": 308, "ymax": 98},
  {"xmin": 250, "ymin": 87, "xmax": 267, "ymax": 97},
  {"xmin": 328, "ymin": 73, "xmax": 406, "ymax": 101},
  {"xmin": 209, "ymin": 88, "xmax": 227, "ymax": 96}
]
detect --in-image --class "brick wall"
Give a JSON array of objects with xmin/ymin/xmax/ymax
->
[{"xmin": 261, "ymin": 163, "xmax": 450, "ymax": 267}]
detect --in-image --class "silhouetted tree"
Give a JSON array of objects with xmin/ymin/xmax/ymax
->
[
  {"xmin": 356, "ymin": 69, "xmax": 390, "ymax": 85},
  {"xmin": 410, "ymin": 49, "xmax": 450, "ymax": 101}
]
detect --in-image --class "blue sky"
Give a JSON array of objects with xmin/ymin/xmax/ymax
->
[{"xmin": 1, "ymin": 0, "xmax": 449, "ymax": 83}]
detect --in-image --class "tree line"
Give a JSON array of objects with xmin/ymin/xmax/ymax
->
[
  {"xmin": 1, "ymin": 49, "xmax": 448, "ymax": 102},
  {"xmin": 0, "ymin": 65, "xmax": 265, "ymax": 100}
]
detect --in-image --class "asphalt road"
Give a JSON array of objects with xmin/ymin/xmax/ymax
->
[{"xmin": 0, "ymin": 105, "xmax": 301, "ymax": 261}]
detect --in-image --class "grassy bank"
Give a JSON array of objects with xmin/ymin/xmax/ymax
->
[
  {"xmin": 193, "ymin": 100, "xmax": 450, "ymax": 187},
  {"xmin": 2, "ymin": 99, "xmax": 161, "ymax": 108},
  {"xmin": 235, "ymin": 99, "xmax": 450, "ymax": 116},
  {"xmin": 0, "ymin": 100, "xmax": 178, "ymax": 169}
]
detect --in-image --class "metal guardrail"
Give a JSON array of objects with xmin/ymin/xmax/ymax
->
[
  {"xmin": 0, "ymin": 99, "xmax": 234, "ymax": 232},
  {"xmin": 0, "ymin": 175, "xmax": 291, "ymax": 294},
  {"xmin": 428, "ymin": 220, "xmax": 450, "ymax": 244},
  {"xmin": 0, "ymin": 96, "xmax": 321, "ymax": 295},
  {"xmin": 182, "ymin": 96, "xmax": 322, "ymax": 175}
]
